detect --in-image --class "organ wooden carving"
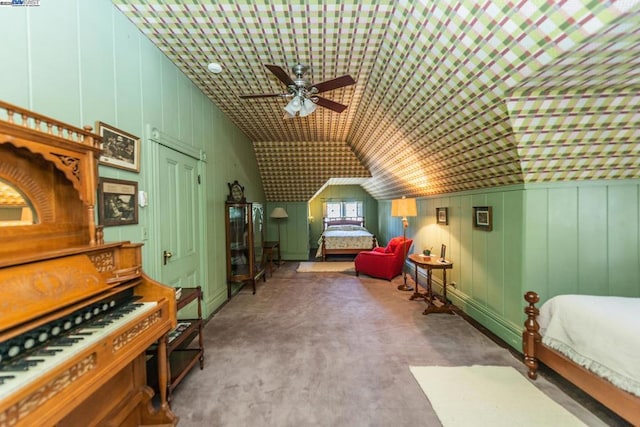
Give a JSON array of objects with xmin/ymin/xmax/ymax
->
[{"xmin": 0, "ymin": 100, "xmax": 178, "ymax": 426}]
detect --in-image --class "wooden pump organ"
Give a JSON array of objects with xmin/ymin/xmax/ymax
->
[{"xmin": 0, "ymin": 101, "xmax": 178, "ymax": 426}]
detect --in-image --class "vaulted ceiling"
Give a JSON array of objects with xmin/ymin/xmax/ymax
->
[{"xmin": 114, "ymin": 1, "xmax": 640, "ymax": 202}]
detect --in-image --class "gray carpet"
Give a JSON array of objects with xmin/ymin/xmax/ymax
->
[{"xmin": 170, "ymin": 262, "xmax": 629, "ymax": 427}]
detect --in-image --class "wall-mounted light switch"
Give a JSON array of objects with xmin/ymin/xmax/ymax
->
[{"xmin": 138, "ymin": 190, "xmax": 148, "ymax": 207}]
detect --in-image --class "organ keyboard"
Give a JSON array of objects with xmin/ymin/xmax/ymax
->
[
  {"xmin": 0, "ymin": 101, "xmax": 178, "ymax": 426},
  {"xmin": 0, "ymin": 294, "xmax": 155, "ymax": 400},
  {"xmin": 0, "ymin": 247, "xmax": 178, "ymax": 427}
]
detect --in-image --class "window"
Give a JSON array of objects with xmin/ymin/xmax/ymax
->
[
  {"xmin": 323, "ymin": 201, "xmax": 363, "ymax": 218},
  {"xmin": 325, "ymin": 202, "xmax": 342, "ymax": 218},
  {"xmin": 344, "ymin": 201, "xmax": 360, "ymax": 217}
]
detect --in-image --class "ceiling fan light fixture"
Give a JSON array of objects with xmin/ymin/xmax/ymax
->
[
  {"xmin": 241, "ymin": 63, "xmax": 355, "ymax": 115},
  {"xmin": 283, "ymin": 98, "xmax": 300, "ymax": 116},
  {"xmin": 298, "ymin": 98, "xmax": 317, "ymax": 117}
]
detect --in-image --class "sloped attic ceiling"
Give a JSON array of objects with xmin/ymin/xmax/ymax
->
[{"xmin": 114, "ymin": 1, "xmax": 640, "ymax": 202}]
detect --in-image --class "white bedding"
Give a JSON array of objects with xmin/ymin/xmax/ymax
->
[
  {"xmin": 539, "ymin": 294, "xmax": 640, "ymax": 397},
  {"xmin": 315, "ymin": 224, "xmax": 375, "ymax": 258}
]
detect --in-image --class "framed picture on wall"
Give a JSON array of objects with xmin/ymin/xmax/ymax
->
[
  {"xmin": 473, "ymin": 206, "xmax": 492, "ymax": 231},
  {"xmin": 96, "ymin": 121, "xmax": 140, "ymax": 173},
  {"xmin": 436, "ymin": 207, "xmax": 448, "ymax": 225},
  {"xmin": 98, "ymin": 177, "xmax": 138, "ymax": 226}
]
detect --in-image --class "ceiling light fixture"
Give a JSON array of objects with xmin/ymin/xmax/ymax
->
[
  {"xmin": 298, "ymin": 98, "xmax": 317, "ymax": 117},
  {"xmin": 283, "ymin": 91, "xmax": 317, "ymax": 119}
]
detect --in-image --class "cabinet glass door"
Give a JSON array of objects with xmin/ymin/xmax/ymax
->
[
  {"xmin": 228, "ymin": 204, "xmax": 249, "ymax": 278},
  {"xmin": 252, "ymin": 204, "xmax": 264, "ymax": 273}
]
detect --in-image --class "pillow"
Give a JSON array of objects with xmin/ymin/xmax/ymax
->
[{"xmin": 326, "ymin": 224, "xmax": 366, "ymax": 232}]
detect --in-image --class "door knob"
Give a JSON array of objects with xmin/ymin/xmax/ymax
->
[{"xmin": 163, "ymin": 250, "xmax": 173, "ymax": 265}]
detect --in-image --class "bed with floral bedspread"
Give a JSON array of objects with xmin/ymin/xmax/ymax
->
[{"xmin": 315, "ymin": 218, "xmax": 376, "ymax": 261}]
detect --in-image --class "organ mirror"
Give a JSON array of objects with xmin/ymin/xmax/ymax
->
[
  {"xmin": 0, "ymin": 100, "xmax": 102, "ymax": 264},
  {"xmin": 0, "ymin": 178, "xmax": 36, "ymax": 226}
]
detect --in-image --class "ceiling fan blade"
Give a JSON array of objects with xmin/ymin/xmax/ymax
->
[
  {"xmin": 314, "ymin": 96, "xmax": 348, "ymax": 113},
  {"xmin": 239, "ymin": 93, "xmax": 284, "ymax": 99},
  {"xmin": 264, "ymin": 64, "xmax": 295, "ymax": 86},
  {"xmin": 312, "ymin": 75, "xmax": 356, "ymax": 94}
]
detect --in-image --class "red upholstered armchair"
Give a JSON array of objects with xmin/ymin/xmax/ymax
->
[{"xmin": 354, "ymin": 237, "xmax": 413, "ymax": 280}]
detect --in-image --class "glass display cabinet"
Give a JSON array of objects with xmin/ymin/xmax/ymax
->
[{"xmin": 225, "ymin": 201, "xmax": 265, "ymax": 297}]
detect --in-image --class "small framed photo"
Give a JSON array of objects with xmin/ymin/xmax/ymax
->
[
  {"xmin": 96, "ymin": 122, "xmax": 140, "ymax": 172},
  {"xmin": 440, "ymin": 244, "xmax": 447, "ymax": 261},
  {"xmin": 436, "ymin": 207, "xmax": 448, "ymax": 225},
  {"xmin": 473, "ymin": 206, "xmax": 493, "ymax": 231},
  {"xmin": 98, "ymin": 177, "xmax": 138, "ymax": 226}
]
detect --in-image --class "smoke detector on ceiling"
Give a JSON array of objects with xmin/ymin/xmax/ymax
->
[{"xmin": 207, "ymin": 62, "xmax": 222, "ymax": 74}]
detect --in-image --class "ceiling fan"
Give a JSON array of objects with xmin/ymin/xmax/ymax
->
[{"xmin": 239, "ymin": 64, "xmax": 355, "ymax": 118}]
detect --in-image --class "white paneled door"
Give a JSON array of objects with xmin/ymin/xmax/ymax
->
[{"xmin": 158, "ymin": 144, "xmax": 201, "ymax": 288}]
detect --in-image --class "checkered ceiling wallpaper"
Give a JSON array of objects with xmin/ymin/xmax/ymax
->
[{"xmin": 114, "ymin": 1, "xmax": 640, "ymax": 202}]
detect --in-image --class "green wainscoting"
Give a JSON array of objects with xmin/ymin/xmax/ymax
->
[
  {"xmin": 378, "ymin": 180, "xmax": 640, "ymax": 352},
  {"xmin": 523, "ymin": 180, "xmax": 640, "ymax": 302}
]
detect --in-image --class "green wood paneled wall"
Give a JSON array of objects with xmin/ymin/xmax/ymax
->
[
  {"xmin": 523, "ymin": 181, "xmax": 640, "ymax": 302},
  {"xmin": 378, "ymin": 180, "xmax": 640, "ymax": 351},
  {"xmin": 265, "ymin": 202, "xmax": 309, "ymax": 260},
  {"xmin": 0, "ymin": 0, "xmax": 265, "ymax": 317}
]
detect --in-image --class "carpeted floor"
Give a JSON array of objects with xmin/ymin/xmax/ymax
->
[{"xmin": 169, "ymin": 262, "xmax": 629, "ymax": 427}]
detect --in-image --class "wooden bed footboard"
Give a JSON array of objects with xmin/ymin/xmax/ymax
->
[
  {"xmin": 523, "ymin": 291, "xmax": 640, "ymax": 425},
  {"xmin": 320, "ymin": 235, "xmax": 377, "ymax": 261}
]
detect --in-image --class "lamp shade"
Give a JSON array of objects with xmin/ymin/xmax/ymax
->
[
  {"xmin": 283, "ymin": 100, "xmax": 299, "ymax": 116},
  {"xmin": 270, "ymin": 207, "xmax": 288, "ymax": 219},
  {"xmin": 391, "ymin": 197, "xmax": 417, "ymax": 217}
]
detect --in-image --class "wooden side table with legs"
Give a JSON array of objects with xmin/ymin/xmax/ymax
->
[
  {"xmin": 407, "ymin": 253, "xmax": 454, "ymax": 314},
  {"xmin": 262, "ymin": 241, "xmax": 281, "ymax": 277}
]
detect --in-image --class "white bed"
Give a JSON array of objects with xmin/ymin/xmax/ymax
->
[
  {"xmin": 523, "ymin": 292, "xmax": 640, "ymax": 425},
  {"xmin": 539, "ymin": 294, "xmax": 640, "ymax": 397},
  {"xmin": 315, "ymin": 218, "xmax": 376, "ymax": 261}
]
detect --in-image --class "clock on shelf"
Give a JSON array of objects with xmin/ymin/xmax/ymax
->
[{"xmin": 227, "ymin": 180, "xmax": 245, "ymax": 202}]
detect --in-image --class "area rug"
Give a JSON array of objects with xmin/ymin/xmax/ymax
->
[
  {"xmin": 296, "ymin": 261, "xmax": 355, "ymax": 273},
  {"xmin": 409, "ymin": 365, "xmax": 586, "ymax": 427}
]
